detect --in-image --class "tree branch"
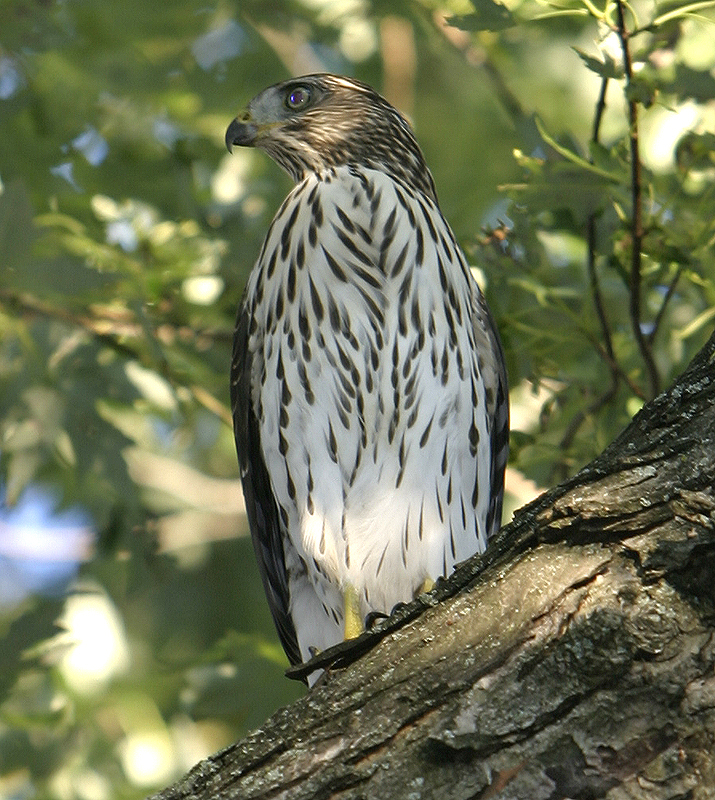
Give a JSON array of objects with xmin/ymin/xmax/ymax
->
[
  {"xmin": 148, "ymin": 327, "xmax": 715, "ymax": 800},
  {"xmin": 615, "ymin": 0, "xmax": 660, "ymax": 398}
]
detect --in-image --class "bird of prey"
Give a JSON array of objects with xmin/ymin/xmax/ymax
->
[{"xmin": 226, "ymin": 74, "xmax": 508, "ymax": 682}]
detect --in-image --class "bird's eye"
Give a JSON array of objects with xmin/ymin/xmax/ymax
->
[{"xmin": 285, "ymin": 86, "xmax": 311, "ymax": 111}]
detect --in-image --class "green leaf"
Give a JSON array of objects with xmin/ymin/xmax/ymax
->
[
  {"xmin": 669, "ymin": 64, "xmax": 715, "ymax": 103},
  {"xmin": 449, "ymin": 0, "xmax": 515, "ymax": 31},
  {"xmin": 572, "ymin": 47, "xmax": 622, "ymax": 79}
]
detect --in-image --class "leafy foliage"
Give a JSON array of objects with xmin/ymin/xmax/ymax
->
[{"xmin": 0, "ymin": 0, "xmax": 713, "ymax": 796}]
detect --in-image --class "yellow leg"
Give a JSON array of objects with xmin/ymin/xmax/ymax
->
[{"xmin": 343, "ymin": 584, "xmax": 364, "ymax": 640}]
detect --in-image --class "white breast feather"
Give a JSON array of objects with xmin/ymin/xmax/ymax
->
[{"xmin": 246, "ymin": 166, "xmax": 495, "ymax": 662}]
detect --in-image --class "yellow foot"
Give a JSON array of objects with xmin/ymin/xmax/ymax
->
[
  {"xmin": 418, "ymin": 577, "xmax": 436, "ymax": 595},
  {"xmin": 343, "ymin": 584, "xmax": 364, "ymax": 640}
]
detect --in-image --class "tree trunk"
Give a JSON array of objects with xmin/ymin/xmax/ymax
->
[{"xmin": 149, "ymin": 330, "xmax": 715, "ymax": 800}]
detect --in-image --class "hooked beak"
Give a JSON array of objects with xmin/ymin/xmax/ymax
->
[{"xmin": 225, "ymin": 114, "xmax": 258, "ymax": 152}]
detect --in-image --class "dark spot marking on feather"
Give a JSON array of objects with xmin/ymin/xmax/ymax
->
[
  {"xmin": 388, "ymin": 409, "xmax": 399, "ymax": 444},
  {"xmin": 266, "ymin": 248, "xmax": 278, "ymax": 280},
  {"xmin": 404, "ymin": 370, "xmax": 417, "ymax": 400},
  {"xmin": 428, "ymin": 312, "xmax": 436, "ymax": 337},
  {"xmin": 354, "ymin": 220, "xmax": 372, "ymax": 245},
  {"xmin": 435, "ymin": 485, "xmax": 444, "ymax": 523},
  {"xmin": 376, "ymin": 541, "xmax": 389, "ymax": 578},
  {"xmin": 391, "ymin": 241, "xmax": 409, "ymax": 278},
  {"xmin": 297, "ymin": 361, "xmax": 314, "ymax": 405},
  {"xmin": 362, "ymin": 292, "xmax": 385, "ymax": 328},
  {"xmin": 309, "ymin": 276, "xmax": 324, "ymax": 321},
  {"xmin": 472, "ymin": 471, "xmax": 480, "ymax": 509},
  {"xmin": 286, "ymin": 470, "xmax": 296, "ymax": 501},
  {"xmin": 411, "ymin": 297, "xmax": 422, "ymax": 333},
  {"xmin": 407, "ymin": 406, "xmax": 418, "ymax": 429},
  {"xmin": 370, "ymin": 188, "xmax": 382, "ymax": 217},
  {"xmin": 419, "ymin": 199, "xmax": 439, "ymax": 243},
  {"xmin": 327, "ymin": 422, "xmax": 338, "ymax": 463},
  {"xmin": 353, "ymin": 265, "xmax": 381, "ymax": 289},
  {"xmin": 437, "ymin": 255, "xmax": 449, "ymax": 293},
  {"xmin": 281, "ymin": 203, "xmax": 300, "ymax": 261},
  {"xmin": 415, "ymin": 227, "xmax": 424, "ymax": 267},
  {"xmin": 469, "ymin": 420, "xmax": 479, "ymax": 456},
  {"xmin": 323, "ymin": 247, "xmax": 348, "ymax": 282},
  {"xmin": 402, "ymin": 355, "xmax": 411, "ymax": 380},
  {"xmin": 337, "ymin": 403, "xmax": 350, "ymax": 431},
  {"xmin": 328, "ymin": 296, "xmax": 341, "ymax": 334},
  {"xmin": 395, "ymin": 187, "xmax": 416, "ymax": 228},
  {"xmin": 334, "ymin": 226, "xmax": 372, "ymax": 267},
  {"xmin": 336, "ymin": 342, "xmax": 352, "ymax": 372},
  {"xmin": 297, "ymin": 304, "xmax": 311, "ymax": 342},
  {"xmin": 383, "ymin": 207, "xmax": 397, "ymax": 237},
  {"xmin": 398, "ymin": 304, "xmax": 407, "ymax": 337},
  {"xmin": 312, "ymin": 196, "xmax": 323, "ymax": 227},
  {"xmin": 336, "ymin": 206, "xmax": 355, "ymax": 233},
  {"xmin": 369, "ymin": 343, "xmax": 379, "ymax": 371},
  {"xmin": 306, "ymin": 469, "xmax": 314, "ymax": 514},
  {"xmin": 441, "ymin": 347, "xmax": 449, "ymax": 386},
  {"xmin": 441, "ymin": 442, "xmax": 448, "ymax": 475},
  {"xmin": 456, "ymin": 349, "xmax": 465, "ymax": 380},
  {"xmin": 338, "ymin": 369, "xmax": 356, "ymax": 398},
  {"xmin": 419, "ymin": 415, "xmax": 433, "ymax": 448},
  {"xmin": 430, "ymin": 345, "xmax": 439, "ymax": 376}
]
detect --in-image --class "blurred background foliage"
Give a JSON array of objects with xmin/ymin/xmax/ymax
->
[{"xmin": 0, "ymin": 0, "xmax": 713, "ymax": 796}]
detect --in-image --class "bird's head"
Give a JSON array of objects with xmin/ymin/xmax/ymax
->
[{"xmin": 225, "ymin": 74, "xmax": 436, "ymax": 200}]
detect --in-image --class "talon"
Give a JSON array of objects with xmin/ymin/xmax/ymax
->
[{"xmin": 365, "ymin": 610, "xmax": 389, "ymax": 629}]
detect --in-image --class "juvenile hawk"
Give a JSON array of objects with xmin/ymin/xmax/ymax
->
[{"xmin": 226, "ymin": 74, "xmax": 508, "ymax": 682}]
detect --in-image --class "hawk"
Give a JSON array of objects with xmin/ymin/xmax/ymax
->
[{"xmin": 226, "ymin": 74, "xmax": 508, "ymax": 683}]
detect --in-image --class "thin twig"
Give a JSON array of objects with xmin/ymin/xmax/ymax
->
[
  {"xmin": 615, "ymin": 0, "xmax": 660, "ymax": 398},
  {"xmin": 587, "ymin": 77, "xmax": 616, "ymax": 368},
  {"xmin": 648, "ymin": 263, "xmax": 684, "ymax": 346},
  {"xmin": 558, "ymin": 75, "xmax": 622, "ymax": 475},
  {"xmin": 558, "ymin": 381, "xmax": 620, "ymax": 460}
]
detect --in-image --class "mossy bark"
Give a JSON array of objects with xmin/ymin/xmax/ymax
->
[{"xmin": 149, "ymin": 330, "xmax": 715, "ymax": 800}]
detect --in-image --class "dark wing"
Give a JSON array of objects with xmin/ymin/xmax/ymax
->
[
  {"xmin": 231, "ymin": 301, "xmax": 302, "ymax": 667},
  {"xmin": 473, "ymin": 290, "xmax": 509, "ymax": 538}
]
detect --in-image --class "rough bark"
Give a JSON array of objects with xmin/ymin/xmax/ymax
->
[{"xmin": 149, "ymin": 329, "xmax": 715, "ymax": 800}]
